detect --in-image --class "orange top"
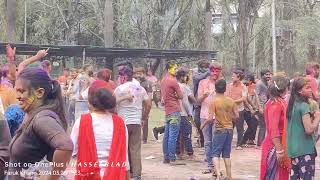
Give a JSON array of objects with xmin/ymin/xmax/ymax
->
[
  {"xmin": 247, "ymin": 83, "xmax": 256, "ymax": 96},
  {"xmin": 209, "ymin": 95, "xmax": 236, "ymax": 129},
  {"xmin": 225, "ymin": 82, "xmax": 247, "ymax": 111},
  {"xmin": 0, "ymin": 86, "xmax": 17, "ymax": 110}
]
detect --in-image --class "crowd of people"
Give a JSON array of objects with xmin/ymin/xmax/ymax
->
[
  {"xmin": 0, "ymin": 45, "xmax": 158, "ymax": 180},
  {"xmin": 156, "ymin": 60, "xmax": 320, "ymax": 180},
  {"xmin": 0, "ymin": 44, "xmax": 319, "ymax": 180}
]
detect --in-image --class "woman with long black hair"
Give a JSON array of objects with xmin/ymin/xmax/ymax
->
[
  {"xmin": 8, "ymin": 67, "xmax": 73, "ymax": 180},
  {"xmin": 260, "ymin": 75, "xmax": 290, "ymax": 180},
  {"xmin": 287, "ymin": 77, "xmax": 320, "ymax": 180}
]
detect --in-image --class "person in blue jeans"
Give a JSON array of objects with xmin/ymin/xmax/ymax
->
[
  {"xmin": 201, "ymin": 79, "xmax": 239, "ymax": 179},
  {"xmin": 163, "ymin": 112, "xmax": 181, "ymax": 163},
  {"xmin": 175, "ymin": 68, "xmax": 197, "ymax": 159},
  {"xmin": 160, "ymin": 63, "xmax": 183, "ymax": 165},
  {"xmin": 197, "ymin": 63, "xmax": 222, "ymax": 173}
]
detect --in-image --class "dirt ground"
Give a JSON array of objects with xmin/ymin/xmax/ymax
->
[
  {"xmin": 141, "ymin": 108, "xmax": 320, "ymax": 180},
  {"xmin": 141, "ymin": 134, "xmax": 320, "ymax": 180}
]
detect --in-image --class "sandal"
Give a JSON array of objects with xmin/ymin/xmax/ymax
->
[
  {"xmin": 202, "ymin": 169, "xmax": 213, "ymax": 174},
  {"xmin": 212, "ymin": 170, "xmax": 218, "ymax": 177}
]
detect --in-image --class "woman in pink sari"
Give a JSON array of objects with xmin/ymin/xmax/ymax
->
[{"xmin": 260, "ymin": 75, "xmax": 291, "ymax": 180}]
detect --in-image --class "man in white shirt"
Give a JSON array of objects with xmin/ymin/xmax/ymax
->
[
  {"xmin": 114, "ymin": 65, "xmax": 152, "ymax": 180},
  {"xmin": 176, "ymin": 68, "xmax": 196, "ymax": 159}
]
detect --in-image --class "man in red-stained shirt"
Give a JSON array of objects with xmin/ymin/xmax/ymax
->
[
  {"xmin": 160, "ymin": 62, "xmax": 183, "ymax": 164},
  {"xmin": 305, "ymin": 63, "xmax": 319, "ymax": 101}
]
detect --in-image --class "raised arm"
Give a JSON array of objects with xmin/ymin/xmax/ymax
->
[
  {"xmin": 17, "ymin": 49, "xmax": 48, "ymax": 75},
  {"xmin": 6, "ymin": 44, "xmax": 16, "ymax": 63}
]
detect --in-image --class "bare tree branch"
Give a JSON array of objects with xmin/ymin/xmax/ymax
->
[
  {"xmin": 82, "ymin": 25, "xmax": 104, "ymax": 42},
  {"xmin": 35, "ymin": 0, "xmax": 55, "ymax": 8},
  {"xmin": 161, "ymin": 0, "xmax": 193, "ymax": 48},
  {"xmin": 56, "ymin": 3, "xmax": 70, "ymax": 29}
]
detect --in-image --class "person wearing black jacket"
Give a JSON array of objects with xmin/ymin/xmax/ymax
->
[{"xmin": 192, "ymin": 60, "xmax": 209, "ymax": 147}]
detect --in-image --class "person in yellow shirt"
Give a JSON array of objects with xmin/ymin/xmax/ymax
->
[{"xmin": 201, "ymin": 79, "xmax": 239, "ymax": 180}]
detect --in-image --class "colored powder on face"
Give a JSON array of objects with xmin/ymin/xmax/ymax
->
[
  {"xmin": 168, "ymin": 64, "xmax": 178, "ymax": 76},
  {"xmin": 22, "ymin": 96, "xmax": 35, "ymax": 111}
]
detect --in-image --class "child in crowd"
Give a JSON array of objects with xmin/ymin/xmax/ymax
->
[{"xmin": 201, "ymin": 79, "xmax": 238, "ymax": 180}]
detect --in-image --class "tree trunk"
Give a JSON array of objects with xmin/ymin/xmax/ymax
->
[
  {"xmin": 305, "ymin": 1, "xmax": 317, "ymax": 62},
  {"xmin": 308, "ymin": 43, "xmax": 317, "ymax": 62},
  {"xmin": 113, "ymin": 0, "xmax": 119, "ymax": 47},
  {"xmin": 237, "ymin": 0, "xmax": 249, "ymax": 68},
  {"xmin": 104, "ymin": 0, "xmax": 114, "ymax": 47},
  {"xmin": 6, "ymin": 0, "xmax": 17, "ymax": 42},
  {"xmin": 203, "ymin": 0, "xmax": 211, "ymax": 51},
  {"xmin": 278, "ymin": 0, "xmax": 297, "ymax": 73}
]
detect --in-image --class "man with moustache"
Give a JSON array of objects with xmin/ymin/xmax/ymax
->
[
  {"xmin": 192, "ymin": 60, "xmax": 210, "ymax": 148},
  {"xmin": 197, "ymin": 62, "xmax": 222, "ymax": 174},
  {"xmin": 255, "ymin": 69, "xmax": 272, "ymax": 147}
]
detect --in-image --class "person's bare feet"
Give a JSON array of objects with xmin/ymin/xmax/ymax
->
[{"xmin": 177, "ymin": 154, "xmax": 184, "ymax": 160}]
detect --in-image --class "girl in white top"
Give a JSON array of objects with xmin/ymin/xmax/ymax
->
[{"xmin": 70, "ymin": 80, "xmax": 130, "ymax": 179}]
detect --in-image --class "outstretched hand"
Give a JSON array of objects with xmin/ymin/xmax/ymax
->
[
  {"xmin": 6, "ymin": 44, "xmax": 16, "ymax": 62},
  {"xmin": 35, "ymin": 48, "xmax": 49, "ymax": 59}
]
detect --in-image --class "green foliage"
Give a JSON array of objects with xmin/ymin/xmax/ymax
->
[{"xmin": 2, "ymin": 0, "xmax": 320, "ymax": 74}]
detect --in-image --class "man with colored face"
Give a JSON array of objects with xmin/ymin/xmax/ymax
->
[
  {"xmin": 256, "ymin": 69, "xmax": 272, "ymax": 147},
  {"xmin": 305, "ymin": 63, "xmax": 319, "ymax": 101},
  {"xmin": 117, "ymin": 62, "xmax": 140, "ymax": 86},
  {"xmin": 160, "ymin": 62, "xmax": 183, "ymax": 164},
  {"xmin": 114, "ymin": 65, "xmax": 152, "ymax": 180},
  {"xmin": 197, "ymin": 62, "xmax": 222, "ymax": 174},
  {"xmin": 192, "ymin": 60, "xmax": 210, "ymax": 148}
]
